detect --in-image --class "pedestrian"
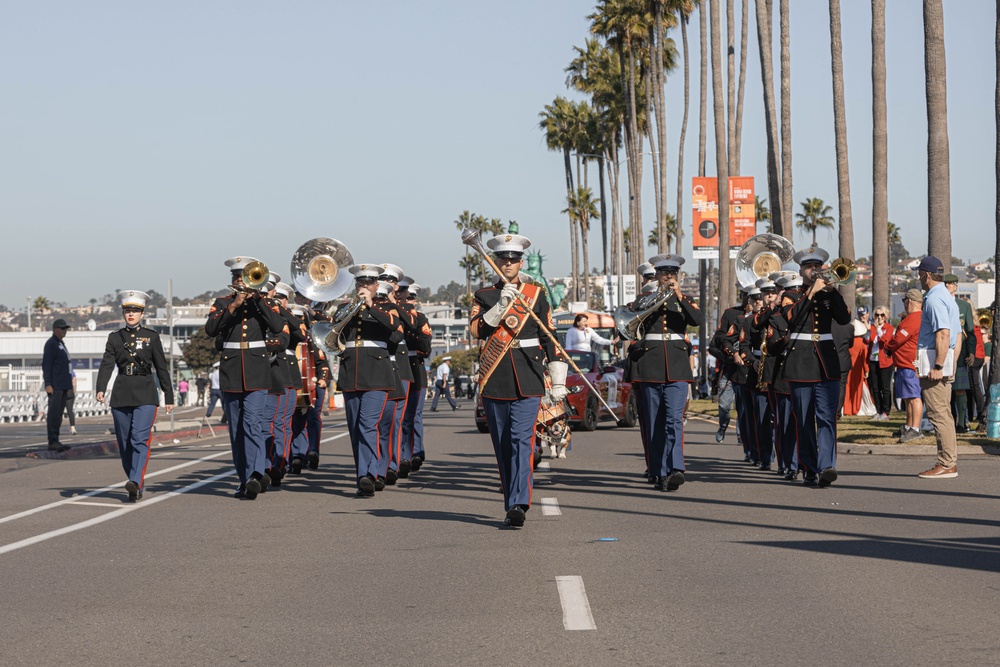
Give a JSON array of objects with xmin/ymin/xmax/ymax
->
[
  {"xmin": 204, "ymin": 362, "xmax": 224, "ymax": 422},
  {"xmin": 195, "ymin": 375, "xmax": 208, "ymax": 406},
  {"xmin": 564, "ymin": 313, "xmax": 618, "ymax": 352},
  {"xmin": 867, "ymin": 306, "xmax": 895, "ymax": 420},
  {"xmin": 471, "ymin": 231, "xmax": 565, "ymax": 526},
  {"xmin": 884, "ymin": 288, "xmax": 924, "ymax": 443},
  {"xmin": 781, "ymin": 246, "xmax": 851, "ymax": 487},
  {"xmin": 430, "ymin": 357, "xmax": 457, "ymax": 411},
  {"xmin": 177, "ymin": 378, "xmax": 189, "ymax": 407},
  {"xmin": 65, "ymin": 372, "xmax": 78, "ymax": 436},
  {"xmin": 42, "ymin": 318, "xmax": 73, "ymax": 452},
  {"xmin": 916, "ymin": 257, "xmax": 962, "ymax": 479},
  {"xmin": 943, "ymin": 275, "xmax": 975, "ymax": 433},
  {"xmin": 96, "ymin": 291, "xmax": 175, "ymax": 502}
]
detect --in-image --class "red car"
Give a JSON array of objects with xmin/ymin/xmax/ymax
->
[{"xmin": 474, "ymin": 350, "xmax": 637, "ymax": 432}]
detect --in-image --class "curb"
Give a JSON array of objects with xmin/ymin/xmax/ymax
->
[
  {"xmin": 687, "ymin": 411, "xmax": 1000, "ymax": 457},
  {"xmin": 26, "ymin": 426, "xmax": 206, "ymax": 460}
]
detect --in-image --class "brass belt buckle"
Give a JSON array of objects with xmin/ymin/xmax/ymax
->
[
  {"xmin": 811, "ymin": 333, "xmax": 821, "ymax": 342},
  {"xmin": 240, "ymin": 341, "xmax": 250, "ymax": 349},
  {"xmin": 510, "ymin": 340, "xmax": 521, "ymax": 348}
]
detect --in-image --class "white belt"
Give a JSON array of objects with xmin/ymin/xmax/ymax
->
[
  {"xmin": 790, "ymin": 333, "xmax": 833, "ymax": 342},
  {"xmin": 223, "ymin": 341, "xmax": 266, "ymax": 350},
  {"xmin": 643, "ymin": 333, "xmax": 685, "ymax": 341},
  {"xmin": 752, "ymin": 350, "xmax": 762, "ymax": 357},
  {"xmin": 407, "ymin": 351, "xmax": 419, "ymax": 357},
  {"xmin": 510, "ymin": 337, "xmax": 540, "ymax": 348},
  {"xmin": 343, "ymin": 340, "xmax": 388, "ymax": 349},
  {"xmin": 285, "ymin": 349, "xmax": 296, "ymax": 356}
]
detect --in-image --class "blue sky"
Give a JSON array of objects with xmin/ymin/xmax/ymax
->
[{"xmin": 1, "ymin": 0, "xmax": 994, "ymax": 307}]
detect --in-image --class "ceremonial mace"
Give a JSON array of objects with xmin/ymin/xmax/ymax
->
[{"xmin": 462, "ymin": 228, "xmax": 619, "ymax": 419}]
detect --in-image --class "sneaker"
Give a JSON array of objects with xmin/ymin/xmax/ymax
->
[
  {"xmin": 898, "ymin": 427, "xmax": 923, "ymax": 443},
  {"xmin": 715, "ymin": 429, "xmax": 725, "ymax": 443},
  {"xmin": 70, "ymin": 426, "xmax": 77, "ymax": 435},
  {"xmin": 918, "ymin": 464, "xmax": 958, "ymax": 479},
  {"xmin": 870, "ymin": 413, "xmax": 882, "ymax": 421}
]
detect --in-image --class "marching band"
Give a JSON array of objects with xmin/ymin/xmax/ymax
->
[{"xmin": 88, "ymin": 228, "xmax": 866, "ymax": 526}]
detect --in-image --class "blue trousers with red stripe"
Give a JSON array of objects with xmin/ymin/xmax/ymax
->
[
  {"xmin": 264, "ymin": 391, "xmax": 284, "ymax": 470},
  {"xmin": 483, "ymin": 396, "xmax": 540, "ymax": 512},
  {"xmin": 222, "ymin": 390, "xmax": 268, "ymax": 485},
  {"xmin": 111, "ymin": 404, "xmax": 157, "ymax": 491},
  {"xmin": 401, "ymin": 381, "xmax": 424, "ymax": 461},
  {"xmin": 344, "ymin": 390, "xmax": 388, "ymax": 481},
  {"xmin": 377, "ymin": 395, "xmax": 401, "ymax": 478},
  {"xmin": 734, "ymin": 383, "xmax": 756, "ymax": 460},
  {"xmin": 775, "ymin": 392, "xmax": 798, "ymax": 472},
  {"xmin": 636, "ymin": 381, "xmax": 688, "ymax": 477},
  {"xmin": 790, "ymin": 379, "xmax": 839, "ymax": 474},
  {"xmin": 751, "ymin": 388, "xmax": 773, "ymax": 465},
  {"xmin": 306, "ymin": 386, "xmax": 325, "ymax": 454}
]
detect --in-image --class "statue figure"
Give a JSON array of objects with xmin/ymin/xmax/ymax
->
[{"xmin": 524, "ymin": 250, "xmax": 566, "ymax": 308}]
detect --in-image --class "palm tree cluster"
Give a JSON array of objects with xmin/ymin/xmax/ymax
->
[{"xmin": 536, "ymin": 1, "xmax": 963, "ymax": 325}]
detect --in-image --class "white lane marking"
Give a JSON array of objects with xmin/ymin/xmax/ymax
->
[
  {"xmin": 540, "ymin": 498, "xmax": 561, "ymax": 516},
  {"xmin": 556, "ymin": 576, "xmax": 597, "ymax": 630},
  {"xmin": 66, "ymin": 501, "xmax": 123, "ymax": 508},
  {"xmin": 321, "ymin": 432, "xmax": 350, "ymax": 443},
  {"xmin": 537, "ymin": 461, "xmax": 551, "ymax": 470},
  {"xmin": 0, "ymin": 451, "xmax": 230, "ymax": 526},
  {"xmin": 0, "ymin": 471, "xmax": 231, "ymax": 557}
]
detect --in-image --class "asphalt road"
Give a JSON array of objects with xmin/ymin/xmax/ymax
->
[{"xmin": 2, "ymin": 407, "xmax": 999, "ymax": 666}]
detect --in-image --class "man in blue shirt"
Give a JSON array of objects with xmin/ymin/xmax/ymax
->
[
  {"xmin": 915, "ymin": 256, "xmax": 961, "ymax": 479},
  {"xmin": 42, "ymin": 319, "xmax": 73, "ymax": 452}
]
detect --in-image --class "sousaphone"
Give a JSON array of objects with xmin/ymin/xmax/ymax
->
[
  {"xmin": 735, "ymin": 233, "xmax": 796, "ymax": 289},
  {"xmin": 290, "ymin": 237, "xmax": 355, "ymax": 302}
]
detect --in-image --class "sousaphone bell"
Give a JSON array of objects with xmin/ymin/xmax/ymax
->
[
  {"xmin": 290, "ymin": 237, "xmax": 354, "ymax": 302},
  {"xmin": 735, "ymin": 233, "xmax": 796, "ymax": 289}
]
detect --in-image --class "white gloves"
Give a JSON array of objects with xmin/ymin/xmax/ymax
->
[
  {"xmin": 547, "ymin": 360, "xmax": 569, "ymax": 403},
  {"xmin": 483, "ymin": 283, "xmax": 521, "ymax": 327}
]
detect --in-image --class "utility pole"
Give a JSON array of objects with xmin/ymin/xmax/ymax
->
[
  {"xmin": 168, "ymin": 280, "xmax": 175, "ymax": 432},
  {"xmin": 26, "ymin": 297, "xmax": 32, "ymax": 331}
]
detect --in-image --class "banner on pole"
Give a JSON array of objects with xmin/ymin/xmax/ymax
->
[{"xmin": 691, "ymin": 176, "xmax": 755, "ymax": 259}]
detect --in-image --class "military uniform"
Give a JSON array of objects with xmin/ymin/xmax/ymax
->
[
  {"xmin": 373, "ymin": 264, "xmax": 409, "ymax": 485},
  {"xmin": 96, "ymin": 291, "xmax": 175, "ymax": 501},
  {"xmin": 765, "ymin": 273, "xmax": 804, "ymax": 479},
  {"xmin": 740, "ymin": 281, "xmax": 776, "ymax": 469},
  {"xmin": 265, "ymin": 281, "xmax": 305, "ymax": 485},
  {"xmin": 338, "ymin": 263, "xmax": 404, "ymax": 496},
  {"xmin": 398, "ymin": 279, "xmax": 432, "ymax": 472},
  {"xmin": 780, "ymin": 247, "xmax": 851, "ymax": 486},
  {"xmin": 711, "ymin": 297, "xmax": 748, "ymax": 445},
  {"xmin": 627, "ymin": 253, "xmax": 703, "ymax": 491},
  {"xmin": 205, "ymin": 256, "xmax": 286, "ymax": 499},
  {"xmin": 471, "ymin": 233, "xmax": 562, "ymax": 527}
]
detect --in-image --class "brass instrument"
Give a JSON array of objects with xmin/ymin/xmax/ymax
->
[
  {"xmin": 736, "ymin": 233, "xmax": 796, "ymax": 289},
  {"xmin": 816, "ymin": 258, "xmax": 857, "ymax": 286},
  {"xmin": 241, "ymin": 260, "xmax": 269, "ymax": 291},
  {"xmin": 613, "ymin": 283, "xmax": 671, "ymax": 341},
  {"xmin": 977, "ymin": 308, "xmax": 992, "ymax": 330},
  {"xmin": 755, "ymin": 340, "xmax": 769, "ymax": 391},
  {"xmin": 290, "ymin": 237, "xmax": 355, "ymax": 302},
  {"xmin": 311, "ymin": 294, "xmax": 365, "ymax": 357}
]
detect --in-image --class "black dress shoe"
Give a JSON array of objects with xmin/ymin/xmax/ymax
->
[
  {"xmin": 374, "ymin": 477, "xmax": 386, "ymax": 491},
  {"xmin": 233, "ymin": 485, "xmax": 246, "ymax": 498},
  {"xmin": 358, "ymin": 475, "xmax": 376, "ymax": 496},
  {"xmin": 504, "ymin": 506, "xmax": 526, "ymax": 527},
  {"xmin": 258, "ymin": 472, "xmax": 270, "ymax": 494},
  {"xmin": 398, "ymin": 460, "xmax": 411, "ymax": 478},
  {"xmin": 270, "ymin": 468, "xmax": 283, "ymax": 487},
  {"xmin": 386, "ymin": 469, "xmax": 398, "ymax": 485},
  {"xmin": 306, "ymin": 451, "xmax": 319, "ymax": 470},
  {"xmin": 290, "ymin": 458, "xmax": 303, "ymax": 474},
  {"xmin": 743, "ymin": 454, "xmax": 751, "ymax": 463},
  {"xmin": 818, "ymin": 467, "xmax": 838, "ymax": 488},
  {"xmin": 777, "ymin": 466, "xmax": 786, "ymax": 476},
  {"xmin": 803, "ymin": 475, "xmax": 819, "ymax": 487},
  {"xmin": 47, "ymin": 443, "xmax": 70, "ymax": 452},
  {"xmin": 244, "ymin": 478, "xmax": 261, "ymax": 500},
  {"xmin": 784, "ymin": 469, "xmax": 796, "ymax": 481},
  {"xmin": 652, "ymin": 476, "xmax": 665, "ymax": 491},
  {"xmin": 125, "ymin": 480, "xmax": 140, "ymax": 502},
  {"xmin": 411, "ymin": 455, "xmax": 424, "ymax": 471},
  {"xmin": 758, "ymin": 463, "xmax": 772, "ymax": 471},
  {"xmin": 666, "ymin": 470, "xmax": 685, "ymax": 491}
]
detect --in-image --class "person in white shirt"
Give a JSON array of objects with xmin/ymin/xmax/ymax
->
[
  {"xmin": 431, "ymin": 357, "xmax": 458, "ymax": 411},
  {"xmin": 564, "ymin": 314, "xmax": 618, "ymax": 352}
]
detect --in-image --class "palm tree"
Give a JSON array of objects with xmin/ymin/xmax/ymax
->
[
  {"xmin": 710, "ymin": 0, "xmax": 734, "ymax": 307},
  {"xmin": 754, "ymin": 0, "xmax": 783, "ymax": 238},
  {"xmin": 829, "ymin": 0, "xmax": 856, "ymax": 310},
  {"xmin": 872, "ymin": 0, "xmax": 889, "ymax": 310},
  {"xmin": 780, "ymin": 0, "xmax": 793, "ymax": 244},
  {"xmin": 733, "ymin": 0, "xmax": 748, "ymax": 172},
  {"xmin": 564, "ymin": 187, "xmax": 602, "ymax": 305},
  {"xmin": 755, "ymin": 195, "xmax": 771, "ymax": 232},
  {"xmin": 886, "ymin": 220, "xmax": 905, "ymax": 266},
  {"xmin": 796, "ymin": 198, "xmax": 835, "ymax": 246},
  {"xmin": 924, "ymin": 0, "xmax": 952, "ymax": 271},
  {"xmin": 539, "ymin": 97, "xmax": 580, "ymax": 298},
  {"xmin": 991, "ymin": 0, "xmax": 1000, "ymax": 388},
  {"xmin": 673, "ymin": 0, "xmax": 696, "ymax": 256},
  {"xmin": 698, "ymin": 0, "xmax": 707, "ymax": 177}
]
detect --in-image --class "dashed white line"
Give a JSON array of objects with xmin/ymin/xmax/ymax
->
[
  {"xmin": 540, "ymin": 497, "xmax": 561, "ymax": 516},
  {"xmin": 66, "ymin": 501, "xmax": 124, "ymax": 508},
  {"xmin": 556, "ymin": 576, "xmax": 597, "ymax": 630},
  {"xmin": 0, "ymin": 471, "xmax": 232, "ymax": 557}
]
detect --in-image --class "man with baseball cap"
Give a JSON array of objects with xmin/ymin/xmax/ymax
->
[{"xmin": 42, "ymin": 319, "xmax": 73, "ymax": 452}]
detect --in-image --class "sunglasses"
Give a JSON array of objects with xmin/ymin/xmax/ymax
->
[
  {"xmin": 356, "ymin": 277, "xmax": 377, "ymax": 286},
  {"xmin": 122, "ymin": 307, "xmax": 144, "ymax": 314}
]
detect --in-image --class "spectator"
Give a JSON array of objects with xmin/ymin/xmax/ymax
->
[
  {"xmin": 205, "ymin": 362, "xmax": 225, "ymax": 423},
  {"xmin": 867, "ymin": 306, "xmax": 895, "ymax": 420},
  {"xmin": 832, "ymin": 319, "xmax": 855, "ymax": 415},
  {"xmin": 42, "ymin": 319, "xmax": 73, "ymax": 452},
  {"xmin": 943, "ymin": 275, "xmax": 975, "ymax": 433},
  {"xmin": 196, "ymin": 375, "xmax": 208, "ymax": 406},
  {"xmin": 843, "ymin": 320, "xmax": 870, "ymax": 416},
  {"xmin": 177, "ymin": 378, "xmax": 189, "ymax": 407},
  {"xmin": 915, "ymin": 256, "xmax": 961, "ymax": 479},
  {"xmin": 970, "ymin": 318, "xmax": 987, "ymax": 430},
  {"xmin": 564, "ymin": 313, "xmax": 617, "ymax": 352},
  {"xmin": 431, "ymin": 357, "xmax": 457, "ymax": 411},
  {"xmin": 884, "ymin": 289, "xmax": 924, "ymax": 442}
]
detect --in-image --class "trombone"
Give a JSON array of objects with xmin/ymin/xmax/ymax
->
[
  {"xmin": 228, "ymin": 260, "xmax": 270, "ymax": 293},
  {"xmin": 816, "ymin": 258, "xmax": 857, "ymax": 286}
]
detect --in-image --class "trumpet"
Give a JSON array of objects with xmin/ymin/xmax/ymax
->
[
  {"xmin": 228, "ymin": 260, "xmax": 271, "ymax": 294},
  {"xmin": 816, "ymin": 258, "xmax": 856, "ymax": 286},
  {"xmin": 977, "ymin": 308, "xmax": 992, "ymax": 330}
]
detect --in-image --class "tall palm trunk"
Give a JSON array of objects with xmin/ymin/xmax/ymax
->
[
  {"xmin": 711, "ymin": 0, "xmax": 733, "ymax": 309},
  {"xmin": 755, "ymin": 0, "xmax": 783, "ymax": 238},
  {"xmin": 830, "ymin": 0, "xmax": 855, "ymax": 312},
  {"xmin": 563, "ymin": 147, "xmax": 579, "ymax": 301},
  {"xmin": 872, "ymin": 0, "xmax": 889, "ymax": 310},
  {"xmin": 727, "ymin": 0, "xmax": 736, "ymax": 176},
  {"xmin": 990, "ymin": 0, "xmax": 1000, "ymax": 388},
  {"xmin": 652, "ymin": 1, "xmax": 669, "ymax": 254},
  {"xmin": 676, "ymin": 10, "xmax": 691, "ymax": 256},
  {"xmin": 582, "ymin": 219, "xmax": 592, "ymax": 306},
  {"xmin": 628, "ymin": 45, "xmax": 644, "ymax": 270},
  {"xmin": 598, "ymin": 155, "xmax": 608, "ymax": 274},
  {"xmin": 924, "ymin": 0, "xmax": 952, "ymax": 271},
  {"xmin": 699, "ymin": 1, "xmax": 708, "ymax": 177},
  {"xmin": 780, "ymin": 0, "xmax": 793, "ymax": 240},
  {"xmin": 647, "ymin": 72, "xmax": 665, "ymax": 251},
  {"xmin": 733, "ymin": 0, "xmax": 749, "ymax": 172}
]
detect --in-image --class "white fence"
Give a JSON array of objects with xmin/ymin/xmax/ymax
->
[{"xmin": 0, "ymin": 390, "xmax": 112, "ymax": 423}]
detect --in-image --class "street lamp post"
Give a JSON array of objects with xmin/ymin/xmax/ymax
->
[{"xmin": 25, "ymin": 297, "xmax": 31, "ymax": 331}]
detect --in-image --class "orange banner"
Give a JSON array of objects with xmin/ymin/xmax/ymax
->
[{"xmin": 692, "ymin": 176, "xmax": 755, "ymax": 258}]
